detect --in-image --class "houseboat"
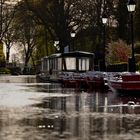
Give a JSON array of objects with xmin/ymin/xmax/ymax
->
[{"xmin": 37, "ymin": 51, "xmax": 94, "ymax": 82}]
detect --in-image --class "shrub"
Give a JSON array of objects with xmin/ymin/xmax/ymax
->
[
  {"xmin": 0, "ymin": 67, "xmax": 11, "ymax": 74},
  {"xmin": 107, "ymin": 39, "xmax": 131, "ymax": 65}
]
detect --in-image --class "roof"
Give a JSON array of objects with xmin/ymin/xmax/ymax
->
[
  {"xmin": 61, "ymin": 51, "xmax": 94, "ymax": 57},
  {"xmin": 44, "ymin": 51, "xmax": 94, "ymax": 59}
]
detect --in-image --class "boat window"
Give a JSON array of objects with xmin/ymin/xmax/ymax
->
[
  {"xmin": 65, "ymin": 57, "xmax": 76, "ymax": 70},
  {"xmin": 54, "ymin": 58, "xmax": 59, "ymax": 70},
  {"xmin": 79, "ymin": 58, "xmax": 89, "ymax": 71},
  {"xmin": 86, "ymin": 58, "xmax": 89, "ymax": 70},
  {"xmin": 47, "ymin": 60, "xmax": 49, "ymax": 70},
  {"xmin": 53, "ymin": 58, "xmax": 55, "ymax": 69},
  {"xmin": 58, "ymin": 58, "xmax": 62, "ymax": 70},
  {"xmin": 49, "ymin": 59, "xmax": 53, "ymax": 70}
]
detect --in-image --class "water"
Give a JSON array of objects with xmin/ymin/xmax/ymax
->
[{"xmin": 0, "ymin": 75, "xmax": 140, "ymax": 140}]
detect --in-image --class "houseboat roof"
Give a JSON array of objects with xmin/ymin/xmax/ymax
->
[{"xmin": 44, "ymin": 51, "xmax": 94, "ymax": 59}]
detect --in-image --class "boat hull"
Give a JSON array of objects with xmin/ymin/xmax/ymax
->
[
  {"xmin": 62, "ymin": 76, "xmax": 108, "ymax": 91},
  {"xmin": 109, "ymin": 80, "xmax": 140, "ymax": 93}
]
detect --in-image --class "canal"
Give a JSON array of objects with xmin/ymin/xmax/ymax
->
[{"xmin": 0, "ymin": 75, "xmax": 140, "ymax": 140}]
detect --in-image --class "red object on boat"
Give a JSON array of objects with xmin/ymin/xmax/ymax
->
[{"xmin": 108, "ymin": 72, "xmax": 140, "ymax": 93}]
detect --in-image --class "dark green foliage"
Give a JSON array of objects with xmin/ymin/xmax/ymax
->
[
  {"xmin": 134, "ymin": 42, "xmax": 140, "ymax": 54},
  {"xmin": 115, "ymin": 0, "xmax": 129, "ymax": 41},
  {"xmin": 134, "ymin": 0, "xmax": 140, "ymax": 41},
  {"xmin": 0, "ymin": 67, "xmax": 11, "ymax": 74}
]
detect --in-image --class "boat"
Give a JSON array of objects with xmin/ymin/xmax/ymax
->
[
  {"xmin": 108, "ymin": 72, "xmax": 140, "ymax": 93},
  {"xmin": 85, "ymin": 71, "xmax": 108, "ymax": 91},
  {"xmin": 37, "ymin": 51, "xmax": 108, "ymax": 91},
  {"xmin": 36, "ymin": 51, "xmax": 94, "ymax": 83}
]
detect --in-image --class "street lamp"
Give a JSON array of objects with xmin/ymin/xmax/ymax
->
[
  {"xmin": 54, "ymin": 39, "xmax": 60, "ymax": 52},
  {"xmin": 127, "ymin": 0, "xmax": 136, "ymax": 12},
  {"xmin": 127, "ymin": 0, "xmax": 136, "ymax": 72},
  {"xmin": 70, "ymin": 31, "xmax": 76, "ymax": 51},
  {"xmin": 102, "ymin": 14, "xmax": 108, "ymax": 71},
  {"xmin": 54, "ymin": 40, "xmax": 59, "ymax": 46},
  {"xmin": 102, "ymin": 14, "xmax": 108, "ymax": 24}
]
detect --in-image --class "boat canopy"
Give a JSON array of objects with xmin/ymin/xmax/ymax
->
[{"xmin": 46, "ymin": 51, "xmax": 94, "ymax": 59}]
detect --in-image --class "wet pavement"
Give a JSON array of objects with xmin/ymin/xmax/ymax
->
[{"xmin": 0, "ymin": 75, "xmax": 140, "ymax": 140}]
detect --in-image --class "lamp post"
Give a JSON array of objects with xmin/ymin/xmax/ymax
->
[
  {"xmin": 127, "ymin": 0, "xmax": 136, "ymax": 72},
  {"xmin": 102, "ymin": 14, "xmax": 108, "ymax": 71},
  {"xmin": 70, "ymin": 31, "xmax": 76, "ymax": 51}
]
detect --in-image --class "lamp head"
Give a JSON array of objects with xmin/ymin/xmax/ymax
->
[
  {"xmin": 102, "ymin": 14, "xmax": 108, "ymax": 24},
  {"xmin": 71, "ymin": 31, "xmax": 76, "ymax": 38},
  {"xmin": 127, "ymin": 0, "xmax": 136, "ymax": 12}
]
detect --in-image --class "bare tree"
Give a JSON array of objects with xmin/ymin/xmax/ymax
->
[
  {"xmin": 13, "ymin": 2, "xmax": 40, "ymax": 74},
  {"xmin": 0, "ymin": 0, "xmax": 21, "ymax": 62}
]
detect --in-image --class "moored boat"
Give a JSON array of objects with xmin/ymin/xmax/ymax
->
[
  {"xmin": 108, "ymin": 72, "xmax": 140, "ymax": 93},
  {"xmin": 36, "ymin": 51, "xmax": 94, "ymax": 82},
  {"xmin": 37, "ymin": 51, "xmax": 108, "ymax": 91}
]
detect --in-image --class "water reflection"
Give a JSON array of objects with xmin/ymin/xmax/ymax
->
[
  {"xmin": 0, "ymin": 75, "xmax": 140, "ymax": 139},
  {"xmin": 29, "ymin": 91, "xmax": 140, "ymax": 139}
]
